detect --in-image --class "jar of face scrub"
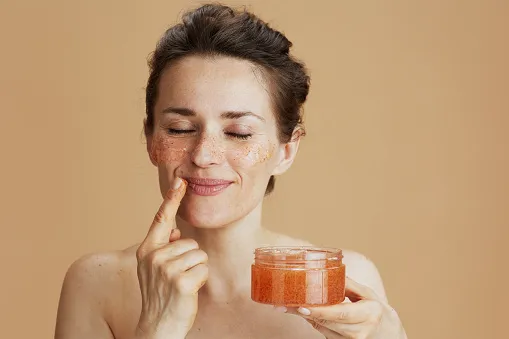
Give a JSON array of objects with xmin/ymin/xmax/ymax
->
[{"xmin": 251, "ymin": 246, "xmax": 346, "ymax": 307}]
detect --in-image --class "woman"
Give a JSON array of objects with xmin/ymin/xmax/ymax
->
[{"xmin": 55, "ymin": 4, "xmax": 407, "ymax": 339}]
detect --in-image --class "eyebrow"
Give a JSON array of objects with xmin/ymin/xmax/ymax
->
[{"xmin": 161, "ymin": 106, "xmax": 266, "ymax": 122}]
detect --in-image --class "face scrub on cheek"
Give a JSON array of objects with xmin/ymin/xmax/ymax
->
[
  {"xmin": 150, "ymin": 133, "xmax": 191, "ymax": 164},
  {"xmin": 150, "ymin": 130, "xmax": 275, "ymax": 169},
  {"xmin": 232, "ymin": 142, "xmax": 275, "ymax": 167},
  {"xmin": 251, "ymin": 247, "xmax": 346, "ymax": 307}
]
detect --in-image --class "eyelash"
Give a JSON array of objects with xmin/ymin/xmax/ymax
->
[{"xmin": 166, "ymin": 129, "xmax": 252, "ymax": 140}]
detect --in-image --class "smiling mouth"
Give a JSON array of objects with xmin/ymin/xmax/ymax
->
[{"xmin": 184, "ymin": 178, "xmax": 233, "ymax": 196}]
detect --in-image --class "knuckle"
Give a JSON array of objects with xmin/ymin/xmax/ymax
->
[
  {"xmin": 164, "ymin": 189, "xmax": 173, "ymax": 200},
  {"xmin": 146, "ymin": 250, "xmax": 164, "ymax": 267},
  {"xmin": 336, "ymin": 311, "xmax": 349, "ymax": 321},
  {"xmin": 195, "ymin": 249, "xmax": 208, "ymax": 262},
  {"xmin": 313, "ymin": 317, "xmax": 328, "ymax": 327},
  {"xmin": 153, "ymin": 210, "xmax": 166, "ymax": 224},
  {"xmin": 173, "ymin": 265, "xmax": 209, "ymax": 294},
  {"xmin": 177, "ymin": 250, "xmax": 208, "ymax": 269},
  {"xmin": 163, "ymin": 258, "xmax": 183, "ymax": 276},
  {"xmin": 202, "ymin": 264, "xmax": 210, "ymax": 276},
  {"xmin": 308, "ymin": 319, "xmax": 320, "ymax": 330},
  {"xmin": 171, "ymin": 238, "xmax": 199, "ymax": 253},
  {"xmin": 135, "ymin": 246, "xmax": 146, "ymax": 262},
  {"xmin": 174, "ymin": 275, "xmax": 193, "ymax": 294},
  {"xmin": 318, "ymin": 318, "xmax": 328, "ymax": 327},
  {"xmin": 163, "ymin": 261, "xmax": 178, "ymax": 278},
  {"xmin": 183, "ymin": 238, "xmax": 199, "ymax": 249},
  {"xmin": 195, "ymin": 263, "xmax": 209, "ymax": 280}
]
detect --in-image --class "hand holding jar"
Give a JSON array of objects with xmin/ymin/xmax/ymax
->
[
  {"xmin": 286, "ymin": 277, "xmax": 407, "ymax": 339},
  {"xmin": 251, "ymin": 247, "xmax": 407, "ymax": 339}
]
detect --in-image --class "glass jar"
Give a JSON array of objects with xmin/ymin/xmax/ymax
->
[{"xmin": 251, "ymin": 246, "xmax": 346, "ymax": 307}]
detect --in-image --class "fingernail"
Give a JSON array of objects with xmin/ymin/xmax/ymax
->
[
  {"xmin": 298, "ymin": 307, "xmax": 311, "ymax": 315},
  {"xmin": 172, "ymin": 177, "xmax": 183, "ymax": 190},
  {"xmin": 273, "ymin": 306, "xmax": 287, "ymax": 313}
]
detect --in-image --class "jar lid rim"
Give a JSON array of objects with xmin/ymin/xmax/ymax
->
[{"xmin": 254, "ymin": 246, "xmax": 343, "ymax": 259}]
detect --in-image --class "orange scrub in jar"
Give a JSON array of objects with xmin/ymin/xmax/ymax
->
[{"xmin": 251, "ymin": 246, "xmax": 346, "ymax": 307}]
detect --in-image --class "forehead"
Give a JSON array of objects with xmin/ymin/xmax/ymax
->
[{"xmin": 155, "ymin": 55, "xmax": 274, "ymax": 119}]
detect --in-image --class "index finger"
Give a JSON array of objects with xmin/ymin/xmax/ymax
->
[
  {"xmin": 286, "ymin": 300, "xmax": 375, "ymax": 324},
  {"xmin": 141, "ymin": 177, "xmax": 187, "ymax": 250}
]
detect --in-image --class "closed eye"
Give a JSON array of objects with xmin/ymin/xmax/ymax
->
[
  {"xmin": 226, "ymin": 132, "xmax": 252, "ymax": 140},
  {"xmin": 167, "ymin": 128, "xmax": 195, "ymax": 135},
  {"xmin": 167, "ymin": 129, "xmax": 252, "ymax": 140}
]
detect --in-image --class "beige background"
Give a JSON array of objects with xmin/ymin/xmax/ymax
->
[{"xmin": 1, "ymin": 0, "xmax": 507, "ymax": 338}]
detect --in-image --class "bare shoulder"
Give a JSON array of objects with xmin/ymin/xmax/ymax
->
[
  {"xmin": 64, "ymin": 250, "xmax": 121, "ymax": 282},
  {"xmin": 55, "ymin": 245, "xmax": 139, "ymax": 338},
  {"xmin": 268, "ymin": 233, "xmax": 388, "ymax": 302},
  {"xmin": 60, "ymin": 245, "xmax": 136, "ymax": 291}
]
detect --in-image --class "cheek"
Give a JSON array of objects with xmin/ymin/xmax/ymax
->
[
  {"xmin": 229, "ymin": 142, "xmax": 277, "ymax": 169},
  {"xmin": 150, "ymin": 133, "xmax": 190, "ymax": 164}
]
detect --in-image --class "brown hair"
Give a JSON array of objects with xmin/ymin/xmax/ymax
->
[{"xmin": 144, "ymin": 3, "xmax": 310, "ymax": 194}]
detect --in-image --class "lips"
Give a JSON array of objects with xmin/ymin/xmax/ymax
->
[{"xmin": 184, "ymin": 177, "xmax": 233, "ymax": 196}]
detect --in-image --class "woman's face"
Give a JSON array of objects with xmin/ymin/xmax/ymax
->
[{"xmin": 147, "ymin": 55, "xmax": 298, "ymax": 228}]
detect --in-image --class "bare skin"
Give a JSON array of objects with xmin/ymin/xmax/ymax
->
[
  {"xmin": 55, "ymin": 231, "xmax": 387, "ymax": 339},
  {"xmin": 55, "ymin": 55, "xmax": 402, "ymax": 338}
]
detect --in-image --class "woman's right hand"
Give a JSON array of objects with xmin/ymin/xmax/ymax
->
[{"xmin": 134, "ymin": 178, "xmax": 209, "ymax": 339}]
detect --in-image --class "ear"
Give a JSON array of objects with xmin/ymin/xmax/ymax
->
[
  {"xmin": 144, "ymin": 122, "xmax": 158, "ymax": 166},
  {"xmin": 271, "ymin": 128, "xmax": 303, "ymax": 176}
]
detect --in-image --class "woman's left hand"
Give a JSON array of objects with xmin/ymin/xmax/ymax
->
[{"xmin": 283, "ymin": 277, "xmax": 407, "ymax": 339}]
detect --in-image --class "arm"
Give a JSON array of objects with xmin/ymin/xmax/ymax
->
[{"xmin": 54, "ymin": 254, "xmax": 115, "ymax": 339}]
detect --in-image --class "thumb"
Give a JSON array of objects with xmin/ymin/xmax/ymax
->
[
  {"xmin": 169, "ymin": 228, "xmax": 181, "ymax": 242},
  {"xmin": 345, "ymin": 276, "xmax": 378, "ymax": 302}
]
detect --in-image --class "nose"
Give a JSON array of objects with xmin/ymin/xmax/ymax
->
[{"xmin": 191, "ymin": 133, "xmax": 225, "ymax": 168}]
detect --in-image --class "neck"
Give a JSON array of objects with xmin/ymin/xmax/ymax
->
[{"xmin": 176, "ymin": 202, "xmax": 274, "ymax": 302}]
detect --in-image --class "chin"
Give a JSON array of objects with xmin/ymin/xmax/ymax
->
[{"xmin": 177, "ymin": 197, "xmax": 242, "ymax": 228}]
